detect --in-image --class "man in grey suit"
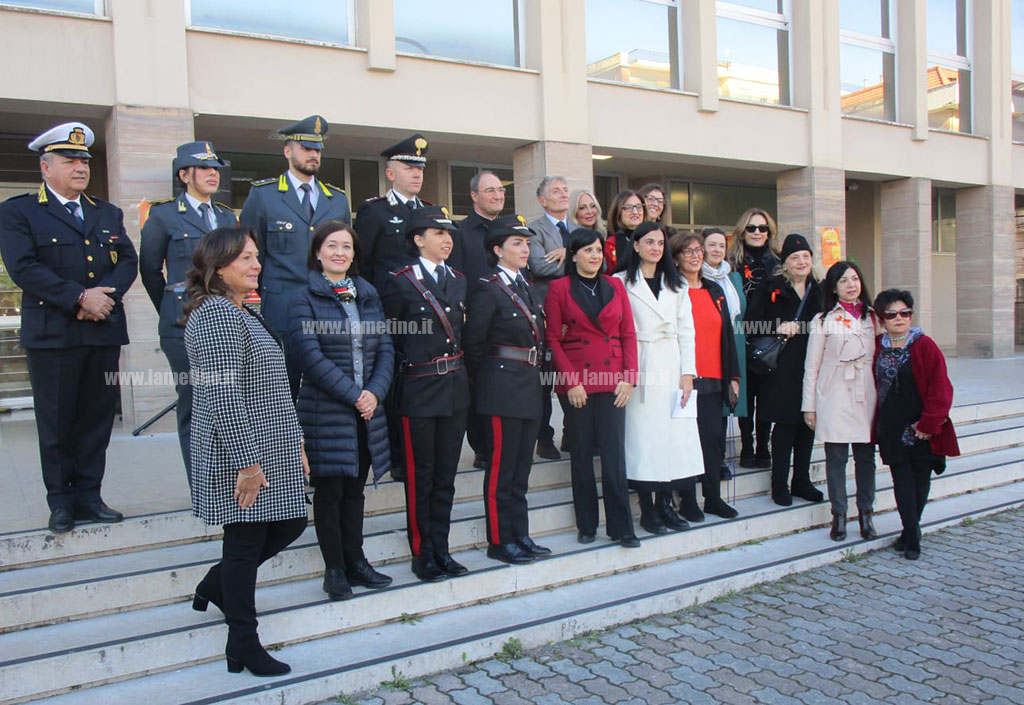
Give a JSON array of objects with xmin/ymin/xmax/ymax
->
[{"xmin": 527, "ymin": 175, "xmax": 572, "ymax": 460}]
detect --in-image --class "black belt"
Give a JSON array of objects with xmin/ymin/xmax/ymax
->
[
  {"xmin": 404, "ymin": 353, "xmax": 464, "ymax": 377},
  {"xmin": 489, "ymin": 345, "xmax": 541, "ymax": 367}
]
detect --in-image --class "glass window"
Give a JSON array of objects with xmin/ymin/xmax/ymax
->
[
  {"xmin": 1013, "ymin": 0, "xmax": 1024, "ymax": 142},
  {"xmin": 585, "ymin": 0, "xmax": 680, "ymax": 90},
  {"xmin": 349, "ymin": 160, "xmax": 380, "ymax": 211},
  {"xmin": 927, "ymin": 0, "xmax": 969, "ymax": 58},
  {"xmin": 189, "ymin": 0, "xmax": 351, "ymax": 45},
  {"xmin": 2, "ymin": 0, "xmax": 98, "ymax": 12},
  {"xmin": 839, "ymin": 0, "xmax": 890, "ymax": 37},
  {"xmin": 926, "ymin": 0, "xmax": 971, "ymax": 133},
  {"xmin": 932, "ymin": 188, "xmax": 956, "ymax": 253},
  {"xmin": 449, "ymin": 165, "xmax": 514, "ymax": 216},
  {"xmin": 839, "ymin": 1, "xmax": 895, "ymax": 122},
  {"xmin": 395, "ymin": 0, "xmax": 520, "ymax": 66},
  {"xmin": 716, "ymin": 2, "xmax": 790, "ymax": 106},
  {"xmin": 692, "ymin": 182, "xmax": 777, "ymax": 228},
  {"xmin": 669, "ymin": 180, "xmax": 690, "ymax": 226}
]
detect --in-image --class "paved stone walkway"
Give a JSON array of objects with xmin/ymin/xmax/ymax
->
[{"xmin": 328, "ymin": 508, "xmax": 1024, "ymax": 705}]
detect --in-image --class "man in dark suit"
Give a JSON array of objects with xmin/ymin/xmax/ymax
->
[
  {"xmin": 0, "ymin": 122, "xmax": 138, "ymax": 532},
  {"xmin": 239, "ymin": 115, "xmax": 351, "ymax": 395},
  {"xmin": 139, "ymin": 141, "xmax": 237, "ymax": 482},
  {"xmin": 381, "ymin": 206, "xmax": 470, "ymax": 583},
  {"xmin": 355, "ymin": 134, "xmax": 430, "ymax": 290},
  {"xmin": 450, "ymin": 170, "xmax": 506, "ymax": 470}
]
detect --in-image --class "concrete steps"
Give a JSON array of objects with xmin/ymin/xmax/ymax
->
[{"xmin": 0, "ymin": 396, "xmax": 1022, "ymax": 704}]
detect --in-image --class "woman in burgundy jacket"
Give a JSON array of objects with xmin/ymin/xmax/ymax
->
[
  {"xmin": 872, "ymin": 289, "xmax": 959, "ymax": 561},
  {"xmin": 545, "ymin": 228, "xmax": 641, "ymax": 548}
]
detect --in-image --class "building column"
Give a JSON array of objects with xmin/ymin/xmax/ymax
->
[
  {"xmin": 776, "ymin": 167, "xmax": 846, "ymax": 262},
  {"xmin": 512, "ymin": 142, "xmax": 593, "ymax": 222},
  {"xmin": 955, "ymin": 185, "xmax": 1016, "ymax": 358},
  {"xmin": 879, "ymin": 178, "xmax": 932, "ymax": 333}
]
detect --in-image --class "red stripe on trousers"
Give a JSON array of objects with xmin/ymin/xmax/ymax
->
[
  {"xmin": 402, "ymin": 416, "xmax": 421, "ymax": 556},
  {"xmin": 488, "ymin": 416, "xmax": 503, "ymax": 544}
]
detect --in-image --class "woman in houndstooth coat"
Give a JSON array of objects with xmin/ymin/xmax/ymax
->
[{"xmin": 183, "ymin": 227, "xmax": 308, "ymax": 678}]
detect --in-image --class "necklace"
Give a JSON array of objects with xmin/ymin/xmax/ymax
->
[
  {"xmin": 890, "ymin": 332, "xmax": 909, "ymax": 343},
  {"xmin": 579, "ymin": 278, "xmax": 598, "ymax": 296}
]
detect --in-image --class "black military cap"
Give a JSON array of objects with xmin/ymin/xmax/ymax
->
[
  {"xmin": 28, "ymin": 122, "xmax": 94, "ymax": 159},
  {"xmin": 484, "ymin": 214, "xmax": 533, "ymax": 251},
  {"xmin": 381, "ymin": 133, "xmax": 428, "ymax": 166},
  {"xmin": 276, "ymin": 115, "xmax": 328, "ymax": 149},
  {"xmin": 406, "ymin": 205, "xmax": 457, "ymax": 237},
  {"xmin": 172, "ymin": 141, "xmax": 226, "ymax": 172}
]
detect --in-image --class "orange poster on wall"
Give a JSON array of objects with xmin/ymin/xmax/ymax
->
[{"xmin": 821, "ymin": 227, "xmax": 842, "ymax": 269}]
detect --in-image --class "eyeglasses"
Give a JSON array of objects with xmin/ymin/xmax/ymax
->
[
  {"xmin": 745, "ymin": 224, "xmax": 770, "ymax": 233},
  {"xmin": 882, "ymin": 309, "xmax": 913, "ymax": 320},
  {"xmin": 622, "ymin": 203, "xmax": 644, "ymax": 213},
  {"xmin": 478, "ymin": 187, "xmax": 506, "ymax": 195},
  {"xmin": 645, "ymin": 196, "xmax": 665, "ymax": 205},
  {"xmin": 679, "ymin": 247, "xmax": 704, "ymax": 258}
]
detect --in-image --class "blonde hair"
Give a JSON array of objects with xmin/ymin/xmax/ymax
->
[
  {"xmin": 569, "ymin": 188, "xmax": 606, "ymax": 235},
  {"xmin": 727, "ymin": 207, "xmax": 781, "ymax": 269}
]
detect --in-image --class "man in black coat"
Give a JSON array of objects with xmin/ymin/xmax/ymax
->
[
  {"xmin": 0, "ymin": 122, "xmax": 138, "ymax": 532},
  {"xmin": 381, "ymin": 206, "xmax": 470, "ymax": 583}
]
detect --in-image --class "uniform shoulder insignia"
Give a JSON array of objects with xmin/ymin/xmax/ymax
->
[
  {"xmin": 364, "ymin": 195, "xmax": 385, "ymax": 203},
  {"xmin": 392, "ymin": 265, "xmax": 413, "ymax": 276},
  {"xmin": 148, "ymin": 197, "xmax": 175, "ymax": 206},
  {"xmin": 325, "ymin": 182, "xmax": 346, "ymax": 193},
  {"xmin": 420, "ymin": 198, "xmax": 434, "ymax": 206},
  {"xmin": 482, "ymin": 274, "xmax": 499, "ymax": 283},
  {"xmin": 250, "ymin": 177, "xmax": 276, "ymax": 187},
  {"xmin": 449, "ymin": 267, "xmax": 465, "ymax": 278},
  {"xmin": 214, "ymin": 201, "xmax": 235, "ymax": 211}
]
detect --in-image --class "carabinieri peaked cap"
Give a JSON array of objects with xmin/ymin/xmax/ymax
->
[
  {"xmin": 485, "ymin": 214, "xmax": 534, "ymax": 251},
  {"xmin": 28, "ymin": 122, "xmax": 94, "ymax": 159},
  {"xmin": 381, "ymin": 133, "xmax": 429, "ymax": 166},
  {"xmin": 406, "ymin": 205, "xmax": 457, "ymax": 237}
]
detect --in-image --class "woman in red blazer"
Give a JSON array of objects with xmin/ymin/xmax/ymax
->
[
  {"xmin": 872, "ymin": 288, "xmax": 959, "ymax": 562},
  {"xmin": 545, "ymin": 228, "xmax": 641, "ymax": 548}
]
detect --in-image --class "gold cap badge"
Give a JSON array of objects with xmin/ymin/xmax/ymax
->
[{"xmin": 414, "ymin": 137, "xmax": 428, "ymax": 156}]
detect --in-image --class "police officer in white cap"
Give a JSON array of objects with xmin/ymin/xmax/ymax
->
[
  {"xmin": 0, "ymin": 122, "xmax": 138, "ymax": 533},
  {"xmin": 139, "ymin": 141, "xmax": 237, "ymax": 484}
]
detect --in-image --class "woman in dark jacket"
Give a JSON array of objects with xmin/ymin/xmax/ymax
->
[
  {"xmin": 744, "ymin": 233, "xmax": 824, "ymax": 507},
  {"xmin": 604, "ymin": 189, "xmax": 645, "ymax": 272},
  {"xmin": 872, "ymin": 289, "xmax": 959, "ymax": 560},
  {"xmin": 288, "ymin": 221, "xmax": 395, "ymax": 601},
  {"xmin": 727, "ymin": 208, "xmax": 781, "ymax": 469}
]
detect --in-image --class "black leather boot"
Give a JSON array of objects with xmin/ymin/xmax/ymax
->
[
  {"xmin": 226, "ymin": 634, "xmax": 291, "ymax": 677},
  {"xmin": 638, "ymin": 491, "xmax": 668, "ymax": 535},
  {"xmin": 656, "ymin": 491, "xmax": 690, "ymax": 531},
  {"xmin": 829, "ymin": 513, "xmax": 847, "ymax": 541},
  {"xmin": 858, "ymin": 511, "xmax": 877, "ymax": 540},
  {"xmin": 322, "ymin": 568, "xmax": 353, "ymax": 601}
]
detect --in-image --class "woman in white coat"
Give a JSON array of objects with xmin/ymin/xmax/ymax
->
[
  {"xmin": 802, "ymin": 261, "xmax": 879, "ymax": 541},
  {"xmin": 614, "ymin": 222, "xmax": 704, "ymax": 535}
]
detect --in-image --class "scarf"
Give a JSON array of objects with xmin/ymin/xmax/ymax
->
[
  {"xmin": 875, "ymin": 327, "xmax": 923, "ymax": 405},
  {"xmin": 324, "ymin": 273, "xmax": 357, "ymax": 303},
  {"xmin": 701, "ymin": 260, "xmax": 741, "ymax": 323},
  {"xmin": 838, "ymin": 299, "xmax": 863, "ymax": 319}
]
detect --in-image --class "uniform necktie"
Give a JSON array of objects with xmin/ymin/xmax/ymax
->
[
  {"xmin": 198, "ymin": 202, "xmax": 214, "ymax": 231},
  {"xmin": 436, "ymin": 265, "xmax": 447, "ymax": 292},
  {"xmin": 557, "ymin": 220, "xmax": 570, "ymax": 248},
  {"xmin": 64, "ymin": 201, "xmax": 83, "ymax": 223},
  {"xmin": 516, "ymin": 274, "xmax": 532, "ymax": 303},
  {"xmin": 408, "ymin": 198, "xmax": 418, "ymax": 211},
  {"xmin": 300, "ymin": 183, "xmax": 314, "ymax": 221}
]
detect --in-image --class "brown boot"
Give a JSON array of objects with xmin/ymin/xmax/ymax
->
[
  {"xmin": 858, "ymin": 511, "xmax": 877, "ymax": 540},
  {"xmin": 829, "ymin": 513, "xmax": 847, "ymax": 541}
]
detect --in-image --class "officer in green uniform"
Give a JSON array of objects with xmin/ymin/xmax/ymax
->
[
  {"xmin": 239, "ymin": 115, "xmax": 351, "ymax": 395},
  {"xmin": 139, "ymin": 141, "xmax": 237, "ymax": 482}
]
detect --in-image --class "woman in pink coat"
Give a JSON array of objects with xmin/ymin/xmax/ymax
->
[{"xmin": 802, "ymin": 261, "xmax": 878, "ymax": 542}]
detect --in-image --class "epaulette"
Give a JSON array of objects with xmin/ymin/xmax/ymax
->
[
  {"xmin": 324, "ymin": 182, "xmax": 346, "ymax": 193},
  {"xmin": 250, "ymin": 177, "xmax": 276, "ymax": 187},
  {"xmin": 482, "ymin": 274, "xmax": 499, "ymax": 284},
  {"xmin": 392, "ymin": 265, "xmax": 413, "ymax": 276},
  {"xmin": 364, "ymin": 195, "xmax": 386, "ymax": 203},
  {"xmin": 214, "ymin": 201, "xmax": 234, "ymax": 211},
  {"xmin": 448, "ymin": 267, "xmax": 465, "ymax": 278},
  {"xmin": 148, "ymin": 197, "xmax": 175, "ymax": 206}
]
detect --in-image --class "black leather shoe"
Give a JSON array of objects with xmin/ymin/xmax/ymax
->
[
  {"xmin": 893, "ymin": 534, "xmax": 906, "ymax": 552},
  {"xmin": 640, "ymin": 512, "xmax": 669, "ymax": 535},
  {"xmin": 411, "ymin": 556, "xmax": 447, "ymax": 582},
  {"xmin": 473, "ymin": 454, "xmax": 489, "ymax": 470},
  {"xmin": 830, "ymin": 514, "xmax": 847, "ymax": 542},
  {"xmin": 435, "ymin": 553, "xmax": 469, "ymax": 576},
  {"xmin": 791, "ymin": 484, "xmax": 824, "ymax": 503},
  {"xmin": 577, "ymin": 532, "xmax": 596, "ymax": 544},
  {"xmin": 486, "ymin": 542, "xmax": 535, "ymax": 565},
  {"xmin": 904, "ymin": 548, "xmax": 920, "ymax": 560},
  {"xmin": 657, "ymin": 492, "xmax": 690, "ymax": 531},
  {"xmin": 858, "ymin": 511, "xmax": 877, "ymax": 540},
  {"xmin": 322, "ymin": 568, "xmax": 353, "ymax": 601},
  {"xmin": 48, "ymin": 507, "xmax": 74, "ymax": 533},
  {"xmin": 772, "ymin": 489, "xmax": 793, "ymax": 506},
  {"xmin": 516, "ymin": 536, "xmax": 552, "ymax": 556},
  {"xmin": 704, "ymin": 498, "xmax": 739, "ymax": 520},
  {"xmin": 739, "ymin": 453, "xmax": 756, "ymax": 469},
  {"xmin": 535, "ymin": 440, "xmax": 561, "ymax": 460},
  {"xmin": 74, "ymin": 502, "xmax": 124, "ymax": 523},
  {"xmin": 720, "ymin": 463, "xmax": 734, "ymax": 481},
  {"xmin": 612, "ymin": 535, "xmax": 641, "ymax": 549},
  {"xmin": 346, "ymin": 558, "xmax": 392, "ymax": 589},
  {"xmin": 755, "ymin": 454, "xmax": 772, "ymax": 469},
  {"xmin": 677, "ymin": 499, "xmax": 705, "ymax": 523}
]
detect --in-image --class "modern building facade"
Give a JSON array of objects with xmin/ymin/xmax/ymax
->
[{"xmin": 0, "ymin": 0, "xmax": 1022, "ymax": 425}]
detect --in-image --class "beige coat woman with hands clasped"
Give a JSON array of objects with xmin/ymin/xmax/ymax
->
[{"xmin": 801, "ymin": 304, "xmax": 878, "ymax": 442}]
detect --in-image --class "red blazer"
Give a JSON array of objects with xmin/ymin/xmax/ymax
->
[
  {"xmin": 544, "ymin": 275, "xmax": 639, "ymax": 395},
  {"xmin": 872, "ymin": 333, "xmax": 960, "ymax": 458}
]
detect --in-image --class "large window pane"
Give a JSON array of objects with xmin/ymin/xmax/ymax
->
[
  {"xmin": 349, "ymin": 160, "xmax": 380, "ymax": 213},
  {"xmin": 927, "ymin": 0, "xmax": 968, "ymax": 57},
  {"xmin": 395, "ymin": 0, "xmax": 519, "ymax": 66},
  {"xmin": 1014, "ymin": 0, "xmax": 1024, "ymax": 72},
  {"xmin": 449, "ymin": 166, "xmax": 514, "ymax": 217},
  {"xmin": 586, "ymin": 0, "xmax": 679, "ymax": 89},
  {"xmin": 927, "ymin": 64, "xmax": 971, "ymax": 132},
  {"xmin": 692, "ymin": 183, "xmax": 777, "ymax": 228},
  {"xmin": 669, "ymin": 180, "xmax": 690, "ymax": 226},
  {"xmin": 839, "ymin": 0, "xmax": 890, "ymax": 38},
  {"xmin": 717, "ymin": 16, "xmax": 788, "ymax": 105},
  {"xmin": 4, "ymin": 0, "xmax": 97, "ymax": 11},
  {"xmin": 1012, "ymin": 81, "xmax": 1024, "ymax": 143},
  {"xmin": 723, "ymin": 0, "xmax": 781, "ymax": 13},
  {"xmin": 593, "ymin": 174, "xmax": 620, "ymax": 217},
  {"xmin": 190, "ymin": 0, "xmax": 350, "ymax": 44},
  {"xmin": 932, "ymin": 188, "xmax": 956, "ymax": 253},
  {"xmin": 840, "ymin": 44, "xmax": 895, "ymax": 121}
]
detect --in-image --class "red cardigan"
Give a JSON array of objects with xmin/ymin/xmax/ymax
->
[
  {"xmin": 873, "ymin": 333, "xmax": 960, "ymax": 457},
  {"xmin": 544, "ymin": 275, "xmax": 639, "ymax": 395}
]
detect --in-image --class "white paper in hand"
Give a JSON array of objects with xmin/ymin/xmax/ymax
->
[{"xmin": 672, "ymin": 388, "xmax": 698, "ymax": 418}]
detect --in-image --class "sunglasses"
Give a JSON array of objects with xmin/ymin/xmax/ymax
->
[
  {"xmin": 745, "ymin": 224, "xmax": 770, "ymax": 233},
  {"xmin": 882, "ymin": 309, "xmax": 913, "ymax": 320}
]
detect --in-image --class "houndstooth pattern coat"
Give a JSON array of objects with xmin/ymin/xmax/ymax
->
[{"xmin": 185, "ymin": 295, "xmax": 308, "ymax": 525}]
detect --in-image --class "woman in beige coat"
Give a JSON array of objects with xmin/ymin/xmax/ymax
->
[{"xmin": 802, "ymin": 261, "xmax": 879, "ymax": 542}]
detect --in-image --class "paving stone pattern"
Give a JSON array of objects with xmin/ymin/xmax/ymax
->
[{"xmin": 327, "ymin": 509, "xmax": 1024, "ymax": 705}]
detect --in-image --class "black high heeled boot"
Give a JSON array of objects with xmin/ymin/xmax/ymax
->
[
  {"xmin": 638, "ymin": 491, "xmax": 668, "ymax": 535},
  {"xmin": 225, "ymin": 634, "xmax": 291, "ymax": 677},
  {"xmin": 656, "ymin": 491, "xmax": 690, "ymax": 531}
]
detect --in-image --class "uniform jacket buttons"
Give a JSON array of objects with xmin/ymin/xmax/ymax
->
[
  {"xmin": 183, "ymin": 233, "xmax": 189, "ymax": 238},
  {"xmin": 88, "ymin": 272, "xmax": 95, "ymax": 278},
  {"xmin": 87, "ymin": 255, "xmax": 93, "ymax": 261},
  {"xmin": 445, "ymin": 307, "xmax": 451, "ymax": 312},
  {"xmin": 51, "ymin": 237, "xmax": 58, "ymax": 242},
  {"xmin": 84, "ymin": 239, "xmax": 90, "ymax": 245}
]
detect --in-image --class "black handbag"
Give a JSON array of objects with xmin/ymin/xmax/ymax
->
[{"xmin": 747, "ymin": 335, "xmax": 786, "ymax": 374}]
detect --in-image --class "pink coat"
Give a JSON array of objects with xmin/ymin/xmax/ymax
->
[{"xmin": 801, "ymin": 306, "xmax": 878, "ymax": 443}]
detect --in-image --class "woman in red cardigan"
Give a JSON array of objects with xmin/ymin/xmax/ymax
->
[
  {"xmin": 546, "ymin": 228, "xmax": 641, "ymax": 548},
  {"xmin": 872, "ymin": 289, "xmax": 959, "ymax": 561}
]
